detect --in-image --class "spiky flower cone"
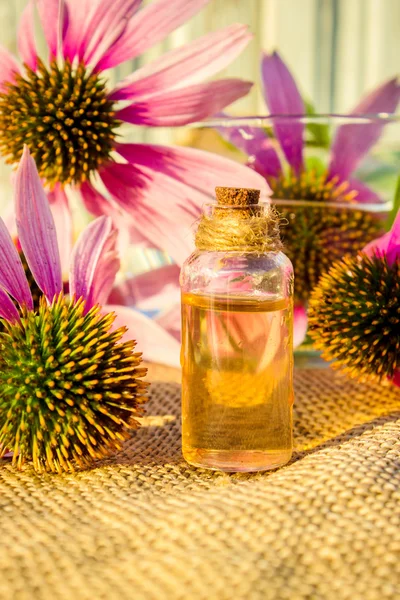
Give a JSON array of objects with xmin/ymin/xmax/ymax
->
[
  {"xmin": 308, "ymin": 253, "xmax": 400, "ymax": 382},
  {"xmin": 0, "ymin": 294, "xmax": 148, "ymax": 473},
  {"xmin": 270, "ymin": 170, "xmax": 383, "ymax": 303}
]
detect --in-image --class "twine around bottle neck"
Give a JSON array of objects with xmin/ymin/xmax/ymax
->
[{"xmin": 195, "ymin": 187, "xmax": 282, "ymax": 253}]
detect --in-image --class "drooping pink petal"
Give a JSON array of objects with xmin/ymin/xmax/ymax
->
[
  {"xmin": 37, "ymin": 0, "xmax": 66, "ymax": 59},
  {"xmin": 47, "ymin": 185, "xmax": 72, "ymax": 280},
  {"xmin": 102, "ymin": 144, "xmax": 270, "ymax": 264},
  {"xmin": 363, "ymin": 209, "xmax": 400, "ymax": 265},
  {"xmin": 347, "ymin": 178, "xmax": 384, "ymax": 205},
  {"xmin": 66, "ymin": 0, "xmax": 142, "ymax": 67},
  {"xmin": 109, "ymin": 24, "xmax": 252, "ymax": 101},
  {"xmin": 261, "ymin": 51, "xmax": 304, "ymax": 174},
  {"xmin": 95, "ymin": 0, "xmax": 211, "ymax": 71},
  {"xmin": 80, "ymin": 180, "xmax": 113, "ymax": 217},
  {"xmin": 293, "ymin": 304, "xmax": 308, "ymax": 348},
  {"xmin": 216, "ymin": 116, "xmax": 282, "ymax": 179},
  {"xmin": 62, "ymin": 0, "xmax": 98, "ymax": 62},
  {"xmin": 0, "ymin": 218, "xmax": 33, "ymax": 309},
  {"xmin": 17, "ymin": 0, "xmax": 38, "ymax": 70},
  {"xmin": 15, "ymin": 146, "xmax": 62, "ymax": 302},
  {"xmin": 328, "ymin": 78, "xmax": 400, "ymax": 181},
  {"xmin": 70, "ymin": 216, "xmax": 119, "ymax": 311},
  {"xmin": 105, "ymin": 304, "xmax": 181, "ymax": 367},
  {"xmin": 155, "ymin": 302, "xmax": 181, "ymax": 341},
  {"xmin": 100, "ymin": 162, "xmax": 199, "ymax": 265},
  {"xmin": 108, "ymin": 264, "xmax": 180, "ymax": 311},
  {"xmin": 0, "ymin": 287, "xmax": 21, "ymax": 323},
  {"xmin": 116, "ymin": 79, "xmax": 253, "ymax": 127},
  {"xmin": 0, "ymin": 46, "xmax": 20, "ymax": 91},
  {"xmin": 116, "ymin": 143, "xmax": 271, "ymax": 198}
]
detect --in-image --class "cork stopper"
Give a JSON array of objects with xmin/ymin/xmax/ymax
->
[{"xmin": 215, "ymin": 187, "xmax": 260, "ymax": 206}]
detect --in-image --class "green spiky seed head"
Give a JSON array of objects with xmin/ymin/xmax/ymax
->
[
  {"xmin": 270, "ymin": 170, "xmax": 383, "ymax": 303},
  {"xmin": 0, "ymin": 293, "xmax": 148, "ymax": 473},
  {"xmin": 0, "ymin": 59, "xmax": 119, "ymax": 186},
  {"xmin": 308, "ymin": 252, "xmax": 400, "ymax": 382}
]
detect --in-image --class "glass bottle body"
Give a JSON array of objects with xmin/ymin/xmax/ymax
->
[{"xmin": 180, "ymin": 250, "xmax": 294, "ymax": 472}]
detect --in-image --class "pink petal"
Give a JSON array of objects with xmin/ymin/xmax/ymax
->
[
  {"xmin": 47, "ymin": 185, "xmax": 72, "ymax": 279},
  {"xmin": 116, "ymin": 143, "xmax": 271, "ymax": 199},
  {"xmin": 293, "ymin": 304, "xmax": 308, "ymax": 348},
  {"xmin": 155, "ymin": 302, "xmax": 181, "ymax": 341},
  {"xmin": 0, "ymin": 218, "xmax": 32, "ymax": 310},
  {"xmin": 17, "ymin": 0, "xmax": 38, "ymax": 70},
  {"xmin": 70, "ymin": 216, "xmax": 119, "ymax": 311},
  {"xmin": 108, "ymin": 264, "xmax": 180, "ymax": 311},
  {"xmin": 116, "ymin": 79, "xmax": 253, "ymax": 127},
  {"xmin": 95, "ymin": 0, "xmax": 211, "ymax": 71},
  {"xmin": 105, "ymin": 304, "xmax": 181, "ymax": 367},
  {"xmin": 328, "ymin": 78, "xmax": 400, "ymax": 181},
  {"xmin": 0, "ymin": 287, "xmax": 21, "ymax": 323},
  {"xmin": 62, "ymin": 0, "xmax": 98, "ymax": 62},
  {"xmin": 15, "ymin": 147, "xmax": 62, "ymax": 302},
  {"xmin": 109, "ymin": 24, "xmax": 252, "ymax": 101},
  {"xmin": 66, "ymin": 0, "xmax": 142, "ymax": 67},
  {"xmin": 103, "ymin": 144, "xmax": 270, "ymax": 264},
  {"xmin": 347, "ymin": 178, "xmax": 384, "ymax": 205},
  {"xmin": 363, "ymin": 208, "xmax": 400, "ymax": 265},
  {"xmin": 216, "ymin": 115, "xmax": 282, "ymax": 179},
  {"xmin": 386, "ymin": 209, "xmax": 400, "ymax": 265},
  {"xmin": 37, "ymin": 0, "xmax": 66, "ymax": 58},
  {"xmin": 100, "ymin": 162, "xmax": 199, "ymax": 265},
  {"xmin": 79, "ymin": 180, "xmax": 113, "ymax": 217},
  {"xmin": 0, "ymin": 46, "xmax": 20, "ymax": 91},
  {"xmin": 261, "ymin": 51, "xmax": 304, "ymax": 174}
]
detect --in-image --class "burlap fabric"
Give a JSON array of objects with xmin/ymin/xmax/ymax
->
[{"xmin": 1, "ymin": 367, "xmax": 400, "ymax": 600}]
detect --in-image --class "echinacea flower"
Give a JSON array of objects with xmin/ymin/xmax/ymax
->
[
  {"xmin": 218, "ymin": 51, "xmax": 400, "ymax": 334},
  {"xmin": 308, "ymin": 209, "xmax": 400, "ymax": 385},
  {"xmin": 0, "ymin": 0, "xmax": 268, "ymax": 267},
  {"xmin": 0, "ymin": 147, "xmax": 148, "ymax": 473}
]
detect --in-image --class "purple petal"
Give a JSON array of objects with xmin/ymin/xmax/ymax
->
[
  {"xmin": 109, "ymin": 24, "xmax": 252, "ymax": 101},
  {"xmin": 116, "ymin": 142, "xmax": 270, "ymax": 198},
  {"xmin": 37, "ymin": 0, "xmax": 66, "ymax": 58},
  {"xmin": 0, "ymin": 287, "xmax": 21, "ymax": 323},
  {"xmin": 47, "ymin": 185, "xmax": 72, "ymax": 279},
  {"xmin": 261, "ymin": 51, "xmax": 304, "ymax": 173},
  {"xmin": 95, "ymin": 0, "xmax": 211, "ymax": 71},
  {"xmin": 108, "ymin": 264, "xmax": 180, "ymax": 311},
  {"xmin": 15, "ymin": 147, "xmax": 62, "ymax": 302},
  {"xmin": 328, "ymin": 78, "xmax": 400, "ymax": 181},
  {"xmin": 70, "ymin": 216, "xmax": 119, "ymax": 311},
  {"xmin": 0, "ymin": 218, "xmax": 32, "ymax": 309},
  {"xmin": 0, "ymin": 46, "xmax": 20, "ymax": 91},
  {"xmin": 17, "ymin": 1, "xmax": 38, "ymax": 70},
  {"xmin": 116, "ymin": 79, "xmax": 253, "ymax": 127},
  {"xmin": 391, "ymin": 370, "xmax": 400, "ymax": 388},
  {"xmin": 293, "ymin": 305, "xmax": 308, "ymax": 348},
  {"xmin": 216, "ymin": 116, "xmax": 282, "ymax": 179},
  {"xmin": 105, "ymin": 304, "xmax": 181, "ymax": 367}
]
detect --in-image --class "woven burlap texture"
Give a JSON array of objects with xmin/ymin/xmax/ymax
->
[{"xmin": 1, "ymin": 368, "xmax": 400, "ymax": 600}]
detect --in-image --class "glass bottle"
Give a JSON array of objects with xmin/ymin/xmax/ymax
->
[{"xmin": 180, "ymin": 187, "xmax": 294, "ymax": 472}]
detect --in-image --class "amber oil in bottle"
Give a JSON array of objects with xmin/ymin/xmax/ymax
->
[{"xmin": 180, "ymin": 187, "xmax": 294, "ymax": 472}]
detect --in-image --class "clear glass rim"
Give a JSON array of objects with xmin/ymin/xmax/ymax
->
[
  {"xmin": 272, "ymin": 198, "xmax": 393, "ymax": 212},
  {"xmin": 190, "ymin": 113, "xmax": 400, "ymax": 127}
]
